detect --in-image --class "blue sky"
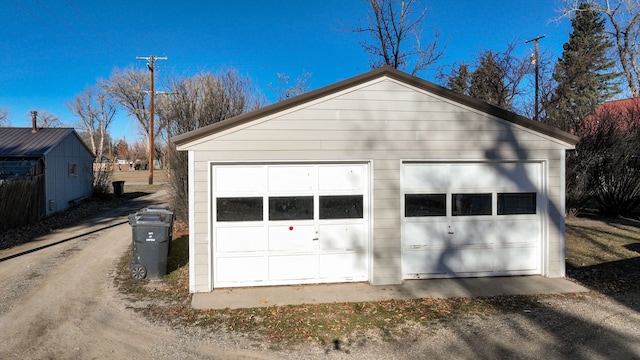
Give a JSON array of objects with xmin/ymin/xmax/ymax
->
[{"xmin": 1, "ymin": 0, "xmax": 570, "ymax": 141}]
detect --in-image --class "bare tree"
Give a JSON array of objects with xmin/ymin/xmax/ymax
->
[
  {"xmin": 0, "ymin": 107, "xmax": 8, "ymax": 126},
  {"xmin": 102, "ymin": 67, "xmax": 153, "ymax": 141},
  {"xmin": 560, "ymin": 0, "xmax": 640, "ymax": 96},
  {"xmin": 352, "ymin": 0, "xmax": 444, "ymax": 76},
  {"xmin": 157, "ymin": 69, "xmax": 265, "ymax": 221},
  {"xmin": 268, "ymin": 72, "xmax": 312, "ymax": 102},
  {"xmin": 68, "ymin": 85, "xmax": 116, "ymax": 159},
  {"xmin": 33, "ymin": 110, "xmax": 64, "ymax": 128}
]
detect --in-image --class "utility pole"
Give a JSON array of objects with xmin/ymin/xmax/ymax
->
[
  {"xmin": 525, "ymin": 35, "xmax": 545, "ymax": 121},
  {"xmin": 136, "ymin": 55, "xmax": 167, "ymax": 185}
]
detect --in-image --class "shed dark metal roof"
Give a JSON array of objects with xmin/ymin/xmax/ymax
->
[{"xmin": 0, "ymin": 127, "xmax": 81, "ymax": 157}]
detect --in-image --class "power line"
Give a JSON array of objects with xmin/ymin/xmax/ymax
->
[
  {"xmin": 34, "ymin": 0, "xmax": 80, "ymax": 37},
  {"xmin": 63, "ymin": 0, "xmax": 118, "ymax": 58},
  {"xmin": 10, "ymin": 0, "xmax": 85, "ymax": 52}
]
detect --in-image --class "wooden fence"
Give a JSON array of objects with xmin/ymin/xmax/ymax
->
[{"xmin": 0, "ymin": 174, "xmax": 45, "ymax": 231}]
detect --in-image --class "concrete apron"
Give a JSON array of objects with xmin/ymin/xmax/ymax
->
[{"xmin": 192, "ymin": 276, "xmax": 590, "ymax": 310}]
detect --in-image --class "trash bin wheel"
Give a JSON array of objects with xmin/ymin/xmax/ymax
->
[{"xmin": 130, "ymin": 263, "xmax": 147, "ymax": 280}]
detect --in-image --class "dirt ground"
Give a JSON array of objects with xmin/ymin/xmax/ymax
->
[
  {"xmin": 1, "ymin": 188, "xmax": 640, "ymax": 359},
  {"xmin": 0, "ymin": 190, "xmax": 274, "ymax": 360}
]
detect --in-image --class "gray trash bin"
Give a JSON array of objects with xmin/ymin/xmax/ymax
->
[
  {"xmin": 140, "ymin": 206, "xmax": 174, "ymax": 254},
  {"xmin": 128, "ymin": 212, "xmax": 171, "ymax": 280}
]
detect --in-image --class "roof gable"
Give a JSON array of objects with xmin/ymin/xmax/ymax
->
[
  {"xmin": 173, "ymin": 66, "xmax": 579, "ymax": 147},
  {"xmin": 0, "ymin": 127, "xmax": 93, "ymax": 157}
]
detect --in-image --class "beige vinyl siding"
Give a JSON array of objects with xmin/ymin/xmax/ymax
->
[
  {"xmin": 185, "ymin": 77, "xmax": 573, "ymax": 290},
  {"xmin": 191, "ymin": 156, "xmax": 211, "ymax": 292}
]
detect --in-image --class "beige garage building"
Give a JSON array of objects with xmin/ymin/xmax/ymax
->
[{"xmin": 173, "ymin": 66, "xmax": 578, "ymax": 293}]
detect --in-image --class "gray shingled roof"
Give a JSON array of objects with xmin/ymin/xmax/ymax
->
[{"xmin": 0, "ymin": 127, "xmax": 81, "ymax": 156}]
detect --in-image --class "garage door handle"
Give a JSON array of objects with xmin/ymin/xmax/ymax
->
[{"xmin": 312, "ymin": 237, "xmax": 319, "ymax": 241}]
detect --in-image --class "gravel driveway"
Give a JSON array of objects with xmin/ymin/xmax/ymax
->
[{"xmin": 1, "ymin": 190, "xmax": 640, "ymax": 359}]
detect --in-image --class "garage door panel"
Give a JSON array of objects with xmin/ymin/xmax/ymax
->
[
  {"xmin": 213, "ymin": 163, "xmax": 370, "ymax": 287},
  {"xmin": 404, "ymin": 248, "xmax": 493, "ymax": 274},
  {"xmin": 448, "ymin": 220, "xmax": 493, "ymax": 246},
  {"xmin": 268, "ymin": 166, "xmax": 316, "ymax": 192},
  {"xmin": 450, "ymin": 164, "xmax": 493, "ymax": 188},
  {"xmin": 269, "ymin": 255, "xmax": 317, "ymax": 280},
  {"xmin": 404, "ymin": 250, "xmax": 446, "ymax": 274},
  {"xmin": 319, "ymin": 224, "xmax": 366, "ymax": 250},
  {"xmin": 319, "ymin": 165, "xmax": 365, "ymax": 191},
  {"xmin": 494, "ymin": 247, "xmax": 540, "ymax": 271},
  {"xmin": 402, "ymin": 161, "xmax": 542, "ymax": 279},
  {"xmin": 404, "ymin": 221, "xmax": 448, "ymax": 247},
  {"xmin": 498, "ymin": 163, "xmax": 541, "ymax": 190},
  {"xmin": 449, "ymin": 163, "xmax": 540, "ymax": 190},
  {"xmin": 215, "ymin": 167, "xmax": 265, "ymax": 193},
  {"xmin": 442, "ymin": 248, "xmax": 494, "ymax": 273},
  {"xmin": 319, "ymin": 253, "xmax": 366, "ymax": 279},
  {"xmin": 403, "ymin": 164, "xmax": 449, "ymax": 189},
  {"xmin": 494, "ymin": 219, "xmax": 540, "ymax": 245},
  {"xmin": 217, "ymin": 256, "xmax": 267, "ymax": 283},
  {"xmin": 268, "ymin": 225, "xmax": 316, "ymax": 251},
  {"xmin": 216, "ymin": 226, "xmax": 266, "ymax": 253}
]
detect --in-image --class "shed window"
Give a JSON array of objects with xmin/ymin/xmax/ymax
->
[
  {"xmin": 269, "ymin": 196, "xmax": 314, "ymax": 220},
  {"xmin": 217, "ymin": 197, "xmax": 263, "ymax": 222},
  {"xmin": 320, "ymin": 195, "xmax": 363, "ymax": 219},
  {"xmin": 498, "ymin": 193, "xmax": 536, "ymax": 215},
  {"xmin": 405, "ymin": 194, "xmax": 446, "ymax": 217},
  {"xmin": 452, "ymin": 193, "xmax": 492, "ymax": 216},
  {"xmin": 68, "ymin": 162, "xmax": 77, "ymax": 177}
]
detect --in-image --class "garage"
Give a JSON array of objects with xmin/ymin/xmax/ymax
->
[
  {"xmin": 174, "ymin": 66, "xmax": 578, "ymax": 293},
  {"xmin": 212, "ymin": 163, "xmax": 370, "ymax": 288},
  {"xmin": 402, "ymin": 162, "xmax": 543, "ymax": 278}
]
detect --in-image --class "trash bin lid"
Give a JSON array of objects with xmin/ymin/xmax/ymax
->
[
  {"xmin": 145, "ymin": 205, "xmax": 173, "ymax": 212},
  {"xmin": 140, "ymin": 207, "xmax": 174, "ymax": 222},
  {"xmin": 130, "ymin": 212, "xmax": 165, "ymax": 225}
]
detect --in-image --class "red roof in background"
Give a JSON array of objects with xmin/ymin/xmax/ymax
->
[
  {"xmin": 592, "ymin": 97, "xmax": 640, "ymax": 117},
  {"xmin": 579, "ymin": 97, "xmax": 640, "ymax": 135}
]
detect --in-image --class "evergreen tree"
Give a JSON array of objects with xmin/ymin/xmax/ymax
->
[
  {"xmin": 445, "ymin": 63, "xmax": 471, "ymax": 95},
  {"xmin": 469, "ymin": 51, "xmax": 511, "ymax": 109},
  {"xmin": 544, "ymin": 2, "xmax": 620, "ymax": 131}
]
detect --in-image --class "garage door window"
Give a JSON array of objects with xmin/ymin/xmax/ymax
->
[
  {"xmin": 320, "ymin": 195, "xmax": 363, "ymax": 219},
  {"xmin": 405, "ymin": 194, "xmax": 446, "ymax": 217},
  {"xmin": 498, "ymin": 192, "xmax": 536, "ymax": 215},
  {"xmin": 217, "ymin": 197, "xmax": 263, "ymax": 222},
  {"xmin": 452, "ymin": 193, "xmax": 492, "ymax": 216},
  {"xmin": 269, "ymin": 196, "xmax": 314, "ymax": 220}
]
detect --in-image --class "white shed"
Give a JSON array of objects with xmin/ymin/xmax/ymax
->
[{"xmin": 173, "ymin": 67, "xmax": 579, "ymax": 293}]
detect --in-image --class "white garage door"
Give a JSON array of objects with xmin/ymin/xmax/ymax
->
[
  {"xmin": 402, "ymin": 162, "xmax": 543, "ymax": 278},
  {"xmin": 212, "ymin": 163, "xmax": 369, "ymax": 288}
]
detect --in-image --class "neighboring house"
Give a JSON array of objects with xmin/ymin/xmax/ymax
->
[
  {"xmin": 579, "ymin": 97, "xmax": 640, "ymax": 136},
  {"xmin": 173, "ymin": 66, "xmax": 579, "ymax": 293},
  {"xmin": 0, "ymin": 126, "xmax": 95, "ymax": 218}
]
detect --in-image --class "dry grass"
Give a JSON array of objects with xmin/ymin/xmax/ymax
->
[
  {"xmin": 111, "ymin": 169, "xmax": 169, "ymax": 194},
  {"xmin": 565, "ymin": 217, "xmax": 640, "ymax": 295},
  {"xmin": 115, "ymin": 215, "xmax": 640, "ymax": 345},
  {"xmin": 111, "ymin": 169, "xmax": 169, "ymax": 183}
]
